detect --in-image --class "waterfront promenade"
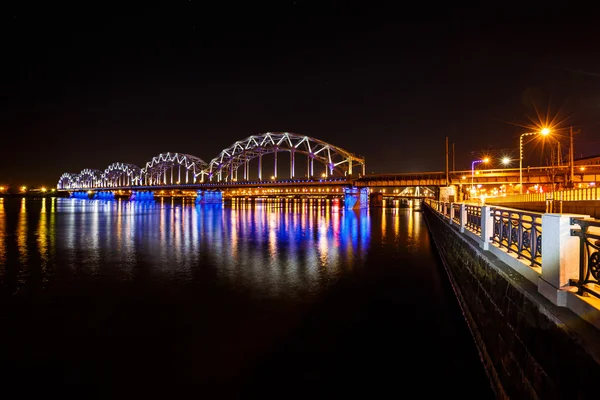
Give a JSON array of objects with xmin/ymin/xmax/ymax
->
[{"xmin": 423, "ymin": 197, "xmax": 600, "ymax": 398}]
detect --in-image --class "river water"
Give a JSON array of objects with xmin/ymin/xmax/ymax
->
[{"xmin": 0, "ymin": 197, "xmax": 493, "ymax": 395}]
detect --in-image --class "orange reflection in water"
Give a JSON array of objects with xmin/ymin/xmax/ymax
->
[
  {"xmin": 0, "ymin": 198, "xmax": 5, "ymax": 270},
  {"xmin": 381, "ymin": 208, "xmax": 387, "ymax": 241},
  {"xmin": 393, "ymin": 208, "xmax": 400, "ymax": 239},
  {"xmin": 37, "ymin": 198, "xmax": 48, "ymax": 269},
  {"xmin": 17, "ymin": 198, "xmax": 28, "ymax": 267}
]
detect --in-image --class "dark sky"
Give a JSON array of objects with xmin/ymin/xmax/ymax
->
[{"xmin": 3, "ymin": 1, "xmax": 600, "ymax": 187}]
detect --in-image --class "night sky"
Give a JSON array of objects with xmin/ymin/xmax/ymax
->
[{"xmin": 3, "ymin": 1, "xmax": 600, "ymax": 187}]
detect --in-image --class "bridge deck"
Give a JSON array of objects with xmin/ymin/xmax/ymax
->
[{"xmin": 58, "ymin": 165, "xmax": 600, "ymax": 192}]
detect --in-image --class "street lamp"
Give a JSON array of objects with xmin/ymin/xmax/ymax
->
[
  {"xmin": 471, "ymin": 158, "xmax": 489, "ymax": 197},
  {"xmin": 502, "ymin": 157, "xmax": 511, "ymax": 166},
  {"xmin": 519, "ymin": 128, "xmax": 550, "ymax": 194}
]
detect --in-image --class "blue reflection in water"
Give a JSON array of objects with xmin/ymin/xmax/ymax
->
[
  {"xmin": 0, "ymin": 198, "xmax": 373, "ymax": 299},
  {"xmin": 0, "ymin": 197, "xmax": 493, "ymax": 397}
]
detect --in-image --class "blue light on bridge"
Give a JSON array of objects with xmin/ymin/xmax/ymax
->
[
  {"xmin": 71, "ymin": 191, "xmax": 90, "ymax": 199},
  {"xmin": 93, "ymin": 192, "xmax": 115, "ymax": 200},
  {"xmin": 130, "ymin": 191, "xmax": 155, "ymax": 201},
  {"xmin": 343, "ymin": 187, "xmax": 369, "ymax": 210},
  {"xmin": 195, "ymin": 190, "xmax": 223, "ymax": 204}
]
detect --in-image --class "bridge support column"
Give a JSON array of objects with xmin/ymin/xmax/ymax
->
[
  {"xmin": 93, "ymin": 191, "xmax": 115, "ymax": 200},
  {"xmin": 71, "ymin": 191, "xmax": 91, "ymax": 199},
  {"xmin": 369, "ymin": 191, "xmax": 383, "ymax": 207},
  {"xmin": 274, "ymin": 149, "xmax": 278, "ymax": 179},
  {"xmin": 195, "ymin": 190, "xmax": 223, "ymax": 204},
  {"xmin": 539, "ymin": 213, "xmax": 589, "ymax": 306},
  {"xmin": 343, "ymin": 187, "xmax": 369, "ymax": 210},
  {"xmin": 130, "ymin": 191, "xmax": 154, "ymax": 201}
]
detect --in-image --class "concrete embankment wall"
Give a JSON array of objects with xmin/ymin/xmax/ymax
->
[{"xmin": 422, "ymin": 205, "xmax": 600, "ymax": 399}]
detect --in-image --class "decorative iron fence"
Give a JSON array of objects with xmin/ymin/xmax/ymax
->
[
  {"xmin": 443, "ymin": 202, "xmax": 451, "ymax": 219},
  {"xmin": 465, "ymin": 205, "xmax": 482, "ymax": 234},
  {"xmin": 452, "ymin": 203, "xmax": 461, "ymax": 226},
  {"xmin": 570, "ymin": 218, "xmax": 600, "ymax": 299},
  {"xmin": 425, "ymin": 198, "xmax": 600, "ymax": 329},
  {"xmin": 491, "ymin": 208, "xmax": 542, "ymax": 267},
  {"xmin": 494, "ymin": 187, "xmax": 600, "ymax": 203}
]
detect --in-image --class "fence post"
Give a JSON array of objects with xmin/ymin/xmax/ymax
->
[
  {"xmin": 480, "ymin": 206, "xmax": 493, "ymax": 250},
  {"xmin": 449, "ymin": 203, "xmax": 455, "ymax": 225},
  {"xmin": 539, "ymin": 213, "xmax": 589, "ymax": 306},
  {"xmin": 460, "ymin": 204, "xmax": 466, "ymax": 233}
]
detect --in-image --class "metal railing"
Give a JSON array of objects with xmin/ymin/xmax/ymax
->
[
  {"xmin": 452, "ymin": 203, "xmax": 461, "ymax": 226},
  {"xmin": 493, "ymin": 187, "xmax": 600, "ymax": 203},
  {"xmin": 425, "ymin": 198, "xmax": 600, "ymax": 330},
  {"xmin": 570, "ymin": 218, "xmax": 600, "ymax": 299},
  {"xmin": 425, "ymin": 199, "xmax": 542, "ymax": 268},
  {"xmin": 491, "ymin": 208, "xmax": 543, "ymax": 267},
  {"xmin": 466, "ymin": 205, "xmax": 482, "ymax": 234},
  {"xmin": 443, "ymin": 202, "xmax": 451, "ymax": 219}
]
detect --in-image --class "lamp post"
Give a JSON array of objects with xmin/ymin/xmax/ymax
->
[
  {"xmin": 519, "ymin": 128, "xmax": 550, "ymax": 194},
  {"xmin": 471, "ymin": 158, "xmax": 489, "ymax": 199}
]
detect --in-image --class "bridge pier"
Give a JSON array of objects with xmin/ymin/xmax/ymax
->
[
  {"xmin": 71, "ymin": 191, "xmax": 91, "ymax": 199},
  {"xmin": 93, "ymin": 191, "xmax": 115, "ymax": 200},
  {"xmin": 129, "ymin": 190, "xmax": 154, "ymax": 201},
  {"xmin": 195, "ymin": 190, "xmax": 223, "ymax": 204},
  {"xmin": 343, "ymin": 187, "xmax": 369, "ymax": 210},
  {"xmin": 369, "ymin": 192, "xmax": 383, "ymax": 207}
]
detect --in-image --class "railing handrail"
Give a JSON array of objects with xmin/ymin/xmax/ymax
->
[
  {"xmin": 570, "ymin": 217, "xmax": 600, "ymax": 300},
  {"xmin": 425, "ymin": 198, "xmax": 600, "ymax": 326}
]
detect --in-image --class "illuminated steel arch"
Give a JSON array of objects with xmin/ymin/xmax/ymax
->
[
  {"xmin": 57, "ymin": 173, "xmax": 79, "ymax": 190},
  {"xmin": 101, "ymin": 162, "xmax": 142, "ymax": 188},
  {"xmin": 77, "ymin": 169, "xmax": 103, "ymax": 189},
  {"xmin": 205, "ymin": 132, "xmax": 365, "ymax": 182},
  {"xmin": 141, "ymin": 152, "xmax": 208, "ymax": 185}
]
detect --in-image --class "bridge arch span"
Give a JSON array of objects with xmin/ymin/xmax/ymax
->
[
  {"xmin": 57, "ymin": 173, "xmax": 80, "ymax": 190},
  {"xmin": 141, "ymin": 152, "xmax": 208, "ymax": 186},
  {"xmin": 77, "ymin": 169, "xmax": 103, "ymax": 189},
  {"xmin": 101, "ymin": 163, "xmax": 142, "ymax": 188},
  {"xmin": 206, "ymin": 132, "xmax": 365, "ymax": 182}
]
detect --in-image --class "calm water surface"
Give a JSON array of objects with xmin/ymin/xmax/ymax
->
[{"xmin": 0, "ymin": 197, "xmax": 492, "ymax": 395}]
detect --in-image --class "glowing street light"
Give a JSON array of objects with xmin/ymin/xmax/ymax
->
[
  {"xmin": 502, "ymin": 157, "xmax": 511, "ymax": 166},
  {"xmin": 471, "ymin": 158, "xmax": 489, "ymax": 196},
  {"xmin": 519, "ymin": 128, "xmax": 551, "ymax": 194}
]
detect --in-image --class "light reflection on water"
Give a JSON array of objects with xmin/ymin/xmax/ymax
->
[
  {"xmin": 0, "ymin": 198, "xmax": 375, "ymax": 299},
  {"xmin": 0, "ymin": 199, "xmax": 5, "ymax": 271},
  {"xmin": 0, "ymin": 197, "xmax": 494, "ymax": 396}
]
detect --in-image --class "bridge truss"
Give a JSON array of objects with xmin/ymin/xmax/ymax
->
[{"xmin": 57, "ymin": 132, "xmax": 365, "ymax": 190}]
